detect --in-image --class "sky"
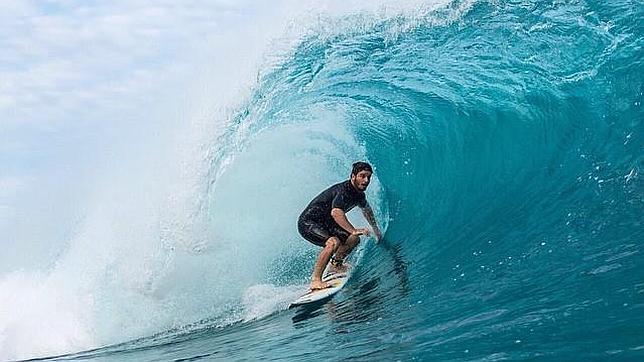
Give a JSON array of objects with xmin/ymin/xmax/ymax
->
[{"xmin": 0, "ymin": 0, "xmax": 263, "ymax": 272}]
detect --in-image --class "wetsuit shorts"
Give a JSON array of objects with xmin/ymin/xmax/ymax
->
[{"xmin": 297, "ymin": 214, "xmax": 350, "ymax": 247}]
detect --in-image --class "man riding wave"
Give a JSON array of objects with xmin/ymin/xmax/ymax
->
[{"xmin": 297, "ymin": 161, "xmax": 382, "ymax": 290}]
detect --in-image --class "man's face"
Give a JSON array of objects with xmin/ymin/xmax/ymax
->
[{"xmin": 351, "ymin": 170, "xmax": 372, "ymax": 191}]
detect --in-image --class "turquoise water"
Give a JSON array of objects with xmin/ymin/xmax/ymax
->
[{"xmin": 10, "ymin": 0, "xmax": 644, "ymax": 361}]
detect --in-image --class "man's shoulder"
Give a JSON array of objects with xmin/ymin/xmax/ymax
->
[{"xmin": 326, "ymin": 180, "xmax": 349, "ymax": 192}]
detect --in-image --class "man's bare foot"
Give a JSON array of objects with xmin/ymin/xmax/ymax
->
[{"xmin": 309, "ymin": 280, "xmax": 330, "ymax": 291}]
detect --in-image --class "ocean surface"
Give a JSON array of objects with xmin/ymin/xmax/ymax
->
[{"xmin": 2, "ymin": 0, "xmax": 643, "ymax": 361}]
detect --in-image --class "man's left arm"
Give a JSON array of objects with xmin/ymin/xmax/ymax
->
[{"xmin": 361, "ymin": 203, "xmax": 382, "ymax": 242}]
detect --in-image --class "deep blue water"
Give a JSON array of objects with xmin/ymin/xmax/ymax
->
[{"xmin": 16, "ymin": 0, "xmax": 644, "ymax": 360}]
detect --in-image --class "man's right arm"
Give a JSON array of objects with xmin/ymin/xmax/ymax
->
[
  {"xmin": 331, "ymin": 208, "xmax": 368, "ymax": 236},
  {"xmin": 331, "ymin": 208, "xmax": 355, "ymax": 234}
]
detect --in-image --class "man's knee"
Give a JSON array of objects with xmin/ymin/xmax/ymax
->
[{"xmin": 325, "ymin": 237, "xmax": 340, "ymax": 250}]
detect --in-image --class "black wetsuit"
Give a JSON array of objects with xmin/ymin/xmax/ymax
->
[{"xmin": 298, "ymin": 180, "xmax": 368, "ymax": 247}]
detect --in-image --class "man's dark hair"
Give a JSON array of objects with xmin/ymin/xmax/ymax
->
[{"xmin": 351, "ymin": 161, "xmax": 373, "ymax": 176}]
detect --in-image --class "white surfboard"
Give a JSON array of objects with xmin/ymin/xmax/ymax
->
[{"xmin": 289, "ymin": 267, "xmax": 351, "ymax": 308}]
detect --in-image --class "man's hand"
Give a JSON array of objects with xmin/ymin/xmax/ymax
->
[{"xmin": 352, "ymin": 228, "xmax": 370, "ymax": 236}]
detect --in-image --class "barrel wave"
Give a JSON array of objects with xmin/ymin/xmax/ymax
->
[{"xmin": 3, "ymin": 0, "xmax": 643, "ymax": 360}]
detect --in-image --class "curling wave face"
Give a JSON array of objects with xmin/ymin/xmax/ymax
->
[{"xmin": 2, "ymin": 0, "xmax": 642, "ymax": 360}]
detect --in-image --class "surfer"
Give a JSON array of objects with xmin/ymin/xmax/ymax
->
[{"xmin": 298, "ymin": 161, "xmax": 382, "ymax": 290}]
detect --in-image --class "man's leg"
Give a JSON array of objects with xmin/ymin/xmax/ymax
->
[
  {"xmin": 330, "ymin": 233, "xmax": 360, "ymax": 272},
  {"xmin": 335, "ymin": 233, "xmax": 360, "ymax": 260},
  {"xmin": 310, "ymin": 237, "xmax": 340, "ymax": 290}
]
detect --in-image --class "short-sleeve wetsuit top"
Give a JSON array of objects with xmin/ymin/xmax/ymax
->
[{"xmin": 297, "ymin": 180, "xmax": 368, "ymax": 246}]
